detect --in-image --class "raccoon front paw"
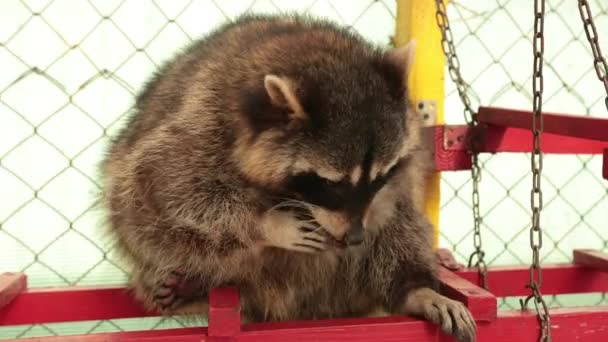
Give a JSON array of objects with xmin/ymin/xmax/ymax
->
[
  {"xmin": 291, "ymin": 226, "xmax": 327, "ymax": 253},
  {"xmin": 262, "ymin": 211, "xmax": 326, "ymax": 253},
  {"xmin": 403, "ymin": 287, "xmax": 476, "ymax": 342},
  {"xmin": 153, "ymin": 270, "xmax": 201, "ymax": 310}
]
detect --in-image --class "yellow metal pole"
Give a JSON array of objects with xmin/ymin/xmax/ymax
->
[{"xmin": 394, "ymin": 0, "xmax": 445, "ymax": 247}]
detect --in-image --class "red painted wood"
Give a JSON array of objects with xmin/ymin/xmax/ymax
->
[
  {"xmin": 2, "ymin": 265, "xmax": 607, "ymax": 342},
  {"xmin": 475, "ymin": 306, "xmax": 608, "ymax": 342},
  {"xmin": 0, "ymin": 273, "xmax": 27, "ymax": 309},
  {"xmin": 5, "ymin": 264, "xmax": 608, "ymax": 326},
  {"xmin": 478, "ymin": 106, "xmax": 608, "ymax": 141},
  {"xmin": 0, "ymin": 285, "xmax": 158, "ymax": 325},
  {"xmin": 8, "ymin": 328, "xmax": 207, "ymax": 342},
  {"xmin": 11, "ymin": 306, "xmax": 608, "ymax": 342},
  {"xmin": 437, "ymin": 267, "xmax": 497, "ymax": 322},
  {"xmin": 442, "ymin": 125, "xmax": 469, "ymax": 151},
  {"xmin": 241, "ymin": 315, "xmax": 440, "ymax": 341},
  {"xmin": 603, "ymin": 148, "xmax": 607, "ymax": 180},
  {"xmin": 208, "ymin": 287, "xmax": 241, "ymax": 338},
  {"xmin": 441, "ymin": 125, "xmax": 607, "ymax": 154},
  {"xmin": 480, "ymin": 125, "xmax": 608, "ymax": 154},
  {"xmin": 239, "ymin": 306, "xmax": 608, "ymax": 342},
  {"xmin": 574, "ymin": 249, "xmax": 608, "ymax": 272},
  {"xmin": 456, "ymin": 264, "xmax": 608, "ymax": 297},
  {"xmin": 433, "ymin": 124, "xmax": 608, "ymax": 171},
  {"xmin": 434, "ymin": 125, "xmax": 472, "ymax": 171}
]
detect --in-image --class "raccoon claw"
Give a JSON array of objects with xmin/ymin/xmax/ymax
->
[
  {"xmin": 430, "ymin": 299, "xmax": 476, "ymax": 342},
  {"xmin": 262, "ymin": 211, "xmax": 328, "ymax": 253},
  {"xmin": 404, "ymin": 288, "xmax": 476, "ymax": 342},
  {"xmin": 154, "ymin": 288, "xmax": 176, "ymax": 308},
  {"xmin": 293, "ymin": 229, "xmax": 327, "ymax": 253},
  {"xmin": 153, "ymin": 270, "xmax": 200, "ymax": 310}
]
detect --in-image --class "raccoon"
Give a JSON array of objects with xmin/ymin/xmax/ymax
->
[{"xmin": 100, "ymin": 13, "xmax": 475, "ymax": 342}]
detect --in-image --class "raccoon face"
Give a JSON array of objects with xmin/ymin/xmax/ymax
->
[
  {"xmin": 235, "ymin": 41, "xmax": 419, "ymax": 245},
  {"xmin": 284, "ymin": 155, "xmax": 408, "ymax": 245}
]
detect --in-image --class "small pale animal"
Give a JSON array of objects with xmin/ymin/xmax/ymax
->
[{"xmin": 100, "ymin": 13, "xmax": 475, "ymax": 342}]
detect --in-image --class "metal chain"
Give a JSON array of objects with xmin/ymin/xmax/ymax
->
[
  {"xmin": 434, "ymin": 0, "xmax": 487, "ymax": 289},
  {"xmin": 520, "ymin": 0, "xmax": 551, "ymax": 341},
  {"xmin": 577, "ymin": 0, "xmax": 608, "ymax": 112}
]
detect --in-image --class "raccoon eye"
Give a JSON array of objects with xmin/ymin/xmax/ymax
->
[
  {"xmin": 384, "ymin": 160, "xmax": 403, "ymax": 179},
  {"xmin": 286, "ymin": 172, "xmax": 347, "ymax": 210},
  {"xmin": 320, "ymin": 176, "xmax": 342, "ymax": 187},
  {"xmin": 374, "ymin": 159, "xmax": 404, "ymax": 186}
]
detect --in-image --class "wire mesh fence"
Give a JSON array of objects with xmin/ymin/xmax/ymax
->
[
  {"xmin": 438, "ymin": 0, "xmax": 608, "ymax": 310},
  {"xmin": 0, "ymin": 0, "xmax": 607, "ymax": 339}
]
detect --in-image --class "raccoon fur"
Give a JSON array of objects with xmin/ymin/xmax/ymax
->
[{"xmin": 99, "ymin": 13, "xmax": 475, "ymax": 342}]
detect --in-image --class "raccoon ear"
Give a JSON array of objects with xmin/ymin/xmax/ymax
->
[
  {"xmin": 264, "ymin": 74, "xmax": 306, "ymax": 121},
  {"xmin": 385, "ymin": 39, "xmax": 416, "ymax": 79}
]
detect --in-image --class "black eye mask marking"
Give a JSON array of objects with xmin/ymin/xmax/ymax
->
[
  {"xmin": 286, "ymin": 172, "xmax": 349, "ymax": 210},
  {"xmin": 370, "ymin": 158, "xmax": 405, "ymax": 190},
  {"xmin": 285, "ymin": 158, "xmax": 406, "ymax": 211}
]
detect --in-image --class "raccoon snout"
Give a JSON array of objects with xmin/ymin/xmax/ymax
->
[{"xmin": 345, "ymin": 223, "xmax": 364, "ymax": 246}]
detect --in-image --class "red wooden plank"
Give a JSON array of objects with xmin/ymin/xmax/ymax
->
[
  {"xmin": 5, "ymin": 264, "xmax": 608, "ymax": 326},
  {"xmin": 238, "ymin": 306, "xmax": 608, "ymax": 342},
  {"xmin": 574, "ymin": 249, "xmax": 608, "ymax": 272},
  {"xmin": 441, "ymin": 125, "xmax": 607, "ymax": 154},
  {"xmin": 0, "ymin": 285, "xmax": 158, "ymax": 325},
  {"xmin": 478, "ymin": 106, "xmax": 608, "ymax": 141},
  {"xmin": 434, "ymin": 125, "xmax": 472, "ymax": 171},
  {"xmin": 0, "ymin": 273, "xmax": 27, "ymax": 309},
  {"xmin": 456, "ymin": 264, "xmax": 608, "ymax": 297},
  {"xmin": 475, "ymin": 306, "xmax": 608, "ymax": 342},
  {"xmin": 602, "ymin": 148, "xmax": 608, "ymax": 180},
  {"xmin": 7, "ymin": 328, "xmax": 207, "ymax": 342},
  {"xmin": 437, "ymin": 267, "xmax": 497, "ymax": 322},
  {"xmin": 480, "ymin": 125, "xmax": 607, "ymax": 154},
  {"xmin": 11, "ymin": 307, "xmax": 608, "ymax": 342},
  {"xmin": 432, "ymin": 125, "xmax": 608, "ymax": 171},
  {"xmin": 208, "ymin": 287, "xmax": 241, "ymax": 338},
  {"xmin": 241, "ymin": 315, "xmax": 439, "ymax": 342}
]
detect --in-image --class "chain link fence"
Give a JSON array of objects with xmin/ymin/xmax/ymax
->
[
  {"xmin": 0, "ymin": 0, "xmax": 606, "ymax": 339},
  {"xmin": 438, "ymin": 0, "xmax": 608, "ymax": 309}
]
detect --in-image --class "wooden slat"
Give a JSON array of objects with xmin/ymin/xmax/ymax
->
[
  {"xmin": 5, "ymin": 264, "xmax": 608, "ymax": 326},
  {"xmin": 239, "ymin": 306, "xmax": 608, "ymax": 342},
  {"xmin": 433, "ymin": 125, "xmax": 471, "ymax": 171},
  {"xmin": 433, "ymin": 124, "xmax": 608, "ymax": 171},
  {"xmin": 9, "ymin": 307, "xmax": 608, "ymax": 342},
  {"xmin": 441, "ymin": 125, "xmax": 608, "ymax": 154},
  {"xmin": 456, "ymin": 264, "xmax": 608, "ymax": 297},
  {"xmin": 5, "ymin": 328, "xmax": 207, "ymax": 342},
  {"xmin": 479, "ymin": 125, "xmax": 608, "ymax": 154},
  {"xmin": 437, "ymin": 267, "xmax": 497, "ymax": 321},
  {"xmin": 10, "ymin": 306, "xmax": 608, "ymax": 342},
  {"xmin": 574, "ymin": 249, "xmax": 608, "ymax": 272},
  {"xmin": 208, "ymin": 287, "xmax": 241, "ymax": 338},
  {"xmin": 0, "ymin": 285, "xmax": 157, "ymax": 325},
  {"xmin": 5, "ymin": 264, "xmax": 606, "ymax": 326},
  {"xmin": 477, "ymin": 106, "xmax": 608, "ymax": 141},
  {"xmin": 0, "ymin": 273, "xmax": 27, "ymax": 309}
]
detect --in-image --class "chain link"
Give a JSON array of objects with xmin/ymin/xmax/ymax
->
[
  {"xmin": 434, "ymin": 0, "xmax": 487, "ymax": 289},
  {"xmin": 577, "ymin": 0, "xmax": 608, "ymax": 112},
  {"xmin": 521, "ymin": 0, "xmax": 551, "ymax": 341}
]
